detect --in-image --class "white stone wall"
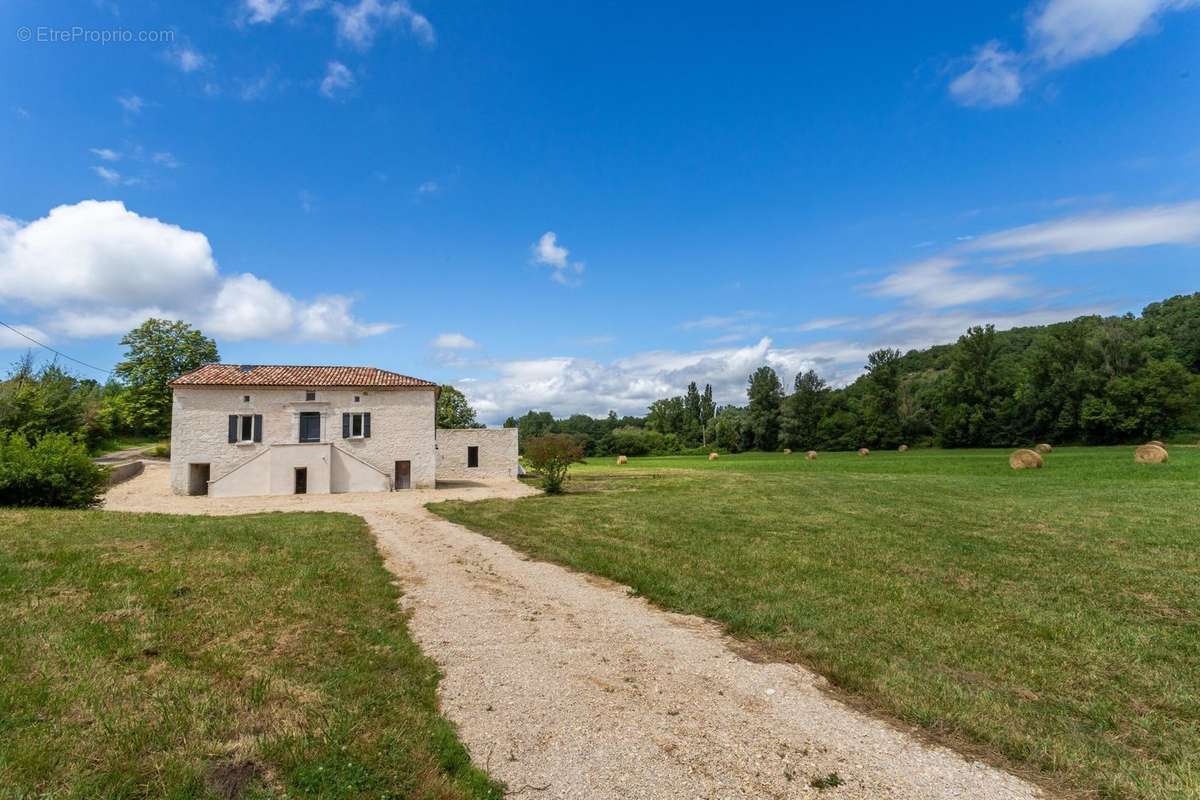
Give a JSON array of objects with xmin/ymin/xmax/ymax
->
[
  {"xmin": 170, "ymin": 385, "xmax": 436, "ymax": 494},
  {"xmin": 435, "ymin": 428, "xmax": 519, "ymax": 481}
]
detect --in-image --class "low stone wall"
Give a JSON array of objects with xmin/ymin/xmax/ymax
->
[
  {"xmin": 436, "ymin": 428, "xmax": 519, "ymax": 481},
  {"xmin": 105, "ymin": 460, "xmax": 145, "ymax": 487}
]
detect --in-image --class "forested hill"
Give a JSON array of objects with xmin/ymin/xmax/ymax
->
[{"xmin": 506, "ymin": 292, "xmax": 1200, "ymax": 454}]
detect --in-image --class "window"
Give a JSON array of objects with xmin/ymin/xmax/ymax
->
[
  {"xmin": 228, "ymin": 414, "xmax": 261, "ymax": 444},
  {"xmin": 305, "ymin": 390, "xmax": 316, "ymax": 401},
  {"xmin": 467, "ymin": 446, "xmax": 479, "ymax": 468},
  {"xmin": 354, "ymin": 395, "xmax": 360, "ymax": 403},
  {"xmin": 243, "ymin": 395, "xmax": 250, "ymax": 403},
  {"xmin": 299, "ymin": 412, "xmax": 321, "ymax": 443},
  {"xmin": 342, "ymin": 411, "xmax": 370, "ymax": 439}
]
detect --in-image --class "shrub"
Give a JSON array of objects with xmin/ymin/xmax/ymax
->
[
  {"xmin": 523, "ymin": 434, "xmax": 585, "ymax": 495},
  {"xmin": 0, "ymin": 432, "xmax": 108, "ymax": 509}
]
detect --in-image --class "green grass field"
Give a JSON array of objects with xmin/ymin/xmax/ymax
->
[
  {"xmin": 429, "ymin": 446, "xmax": 1200, "ymax": 800},
  {"xmin": 0, "ymin": 509, "xmax": 500, "ymax": 800}
]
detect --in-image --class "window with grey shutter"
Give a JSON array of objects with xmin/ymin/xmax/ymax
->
[
  {"xmin": 253, "ymin": 414, "xmax": 263, "ymax": 443},
  {"xmin": 228, "ymin": 415, "xmax": 238, "ymax": 443},
  {"xmin": 363, "ymin": 412, "xmax": 371, "ymax": 438},
  {"xmin": 342, "ymin": 413, "xmax": 350, "ymax": 438}
]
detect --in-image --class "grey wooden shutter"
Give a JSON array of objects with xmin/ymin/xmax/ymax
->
[
  {"xmin": 342, "ymin": 413, "xmax": 350, "ymax": 438},
  {"xmin": 363, "ymin": 412, "xmax": 371, "ymax": 438},
  {"xmin": 253, "ymin": 414, "xmax": 263, "ymax": 443},
  {"xmin": 228, "ymin": 415, "xmax": 238, "ymax": 443}
]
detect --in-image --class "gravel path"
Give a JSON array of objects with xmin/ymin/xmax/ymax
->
[{"xmin": 106, "ymin": 464, "xmax": 1045, "ymax": 800}]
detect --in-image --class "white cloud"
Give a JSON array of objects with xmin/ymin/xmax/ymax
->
[
  {"xmin": 950, "ymin": 0, "xmax": 1199, "ymax": 106},
  {"xmin": 0, "ymin": 200, "xmax": 390, "ymax": 343},
  {"xmin": 531, "ymin": 231, "xmax": 585, "ymax": 284},
  {"xmin": 243, "ymin": 0, "xmax": 290, "ymax": 23},
  {"xmin": 790, "ymin": 316, "xmax": 859, "ymax": 332},
  {"xmin": 117, "ymin": 94, "xmax": 144, "ymax": 114},
  {"xmin": 237, "ymin": 69, "xmax": 278, "ymax": 101},
  {"xmin": 871, "ymin": 256, "xmax": 1028, "ymax": 308},
  {"xmin": 1029, "ymin": 0, "xmax": 1198, "ymax": 66},
  {"xmin": 333, "ymin": 0, "xmax": 435, "ymax": 50},
  {"xmin": 168, "ymin": 45, "xmax": 207, "ymax": 73},
  {"xmin": 0, "ymin": 322, "xmax": 50, "ymax": 349},
  {"xmin": 966, "ymin": 201, "xmax": 1200, "ymax": 259},
  {"xmin": 90, "ymin": 147, "xmax": 120, "ymax": 162},
  {"xmin": 417, "ymin": 180, "xmax": 439, "ymax": 195},
  {"xmin": 432, "ymin": 332, "xmax": 480, "ymax": 350},
  {"xmin": 949, "ymin": 41, "xmax": 1023, "ymax": 108},
  {"xmin": 319, "ymin": 61, "xmax": 355, "ymax": 98},
  {"xmin": 92, "ymin": 166, "xmax": 122, "ymax": 185},
  {"xmin": 151, "ymin": 151, "xmax": 180, "ymax": 168}
]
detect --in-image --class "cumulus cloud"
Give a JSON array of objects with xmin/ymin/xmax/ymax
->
[
  {"xmin": 949, "ymin": 41, "xmax": 1023, "ymax": 108},
  {"xmin": 0, "ymin": 322, "xmax": 50, "ymax": 349},
  {"xmin": 168, "ymin": 45, "xmax": 207, "ymax": 73},
  {"xmin": 532, "ymin": 232, "xmax": 585, "ymax": 285},
  {"xmin": 333, "ymin": 0, "xmax": 435, "ymax": 50},
  {"xmin": 243, "ymin": 0, "xmax": 290, "ymax": 23},
  {"xmin": 432, "ymin": 332, "xmax": 480, "ymax": 350},
  {"xmin": 0, "ymin": 200, "xmax": 391, "ymax": 342},
  {"xmin": 117, "ymin": 94, "xmax": 144, "ymax": 114},
  {"xmin": 949, "ymin": 0, "xmax": 1198, "ymax": 107},
  {"xmin": 1030, "ymin": 0, "xmax": 1198, "ymax": 66},
  {"xmin": 92, "ymin": 166, "xmax": 122, "ymax": 185},
  {"xmin": 90, "ymin": 147, "xmax": 120, "ymax": 162},
  {"xmin": 319, "ymin": 61, "xmax": 355, "ymax": 98}
]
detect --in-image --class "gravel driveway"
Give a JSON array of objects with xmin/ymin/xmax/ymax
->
[{"xmin": 106, "ymin": 463, "xmax": 1044, "ymax": 800}]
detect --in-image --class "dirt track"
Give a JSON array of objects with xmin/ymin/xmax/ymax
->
[{"xmin": 106, "ymin": 463, "xmax": 1044, "ymax": 800}]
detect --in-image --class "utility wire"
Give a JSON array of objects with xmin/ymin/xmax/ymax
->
[{"xmin": 0, "ymin": 319, "xmax": 113, "ymax": 376}]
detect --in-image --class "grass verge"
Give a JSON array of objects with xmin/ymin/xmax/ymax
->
[
  {"xmin": 0, "ymin": 509, "xmax": 501, "ymax": 800},
  {"xmin": 430, "ymin": 447, "xmax": 1200, "ymax": 800}
]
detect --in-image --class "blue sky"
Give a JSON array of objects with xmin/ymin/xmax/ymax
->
[{"xmin": 1, "ymin": 0, "xmax": 1198, "ymax": 423}]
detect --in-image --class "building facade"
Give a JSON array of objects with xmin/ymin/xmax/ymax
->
[{"xmin": 168, "ymin": 364, "xmax": 517, "ymax": 496}]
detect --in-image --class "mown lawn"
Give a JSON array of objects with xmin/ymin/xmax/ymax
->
[
  {"xmin": 0, "ymin": 509, "xmax": 501, "ymax": 800},
  {"xmin": 429, "ymin": 446, "xmax": 1200, "ymax": 800}
]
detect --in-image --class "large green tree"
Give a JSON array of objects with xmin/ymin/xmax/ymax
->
[
  {"xmin": 780, "ymin": 369, "xmax": 829, "ymax": 450},
  {"xmin": 114, "ymin": 319, "xmax": 218, "ymax": 435},
  {"xmin": 745, "ymin": 366, "xmax": 784, "ymax": 451},
  {"xmin": 436, "ymin": 385, "xmax": 483, "ymax": 429}
]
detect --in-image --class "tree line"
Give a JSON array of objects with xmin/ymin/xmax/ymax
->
[{"xmin": 503, "ymin": 293, "xmax": 1200, "ymax": 454}]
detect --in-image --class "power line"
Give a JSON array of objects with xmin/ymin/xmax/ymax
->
[{"xmin": 0, "ymin": 320, "xmax": 113, "ymax": 376}]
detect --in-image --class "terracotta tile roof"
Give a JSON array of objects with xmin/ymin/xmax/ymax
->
[{"xmin": 170, "ymin": 364, "xmax": 437, "ymax": 388}]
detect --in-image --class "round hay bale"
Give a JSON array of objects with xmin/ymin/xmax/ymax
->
[
  {"xmin": 857, "ymin": 447, "xmax": 870, "ymax": 457},
  {"xmin": 616, "ymin": 455, "xmax": 628, "ymax": 465},
  {"xmin": 1147, "ymin": 440, "xmax": 1166, "ymax": 448},
  {"xmin": 708, "ymin": 452, "xmax": 719, "ymax": 461},
  {"xmin": 805, "ymin": 450, "xmax": 818, "ymax": 461},
  {"xmin": 1135, "ymin": 444, "xmax": 1168, "ymax": 464},
  {"xmin": 783, "ymin": 448, "xmax": 792, "ymax": 455},
  {"xmin": 1034, "ymin": 443, "xmax": 1052, "ymax": 454},
  {"xmin": 1009, "ymin": 449, "xmax": 1043, "ymax": 470},
  {"xmin": 898, "ymin": 444, "xmax": 908, "ymax": 452}
]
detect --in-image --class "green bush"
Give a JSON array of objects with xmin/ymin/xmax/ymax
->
[
  {"xmin": 0, "ymin": 432, "xmax": 108, "ymax": 509},
  {"xmin": 523, "ymin": 434, "xmax": 585, "ymax": 494}
]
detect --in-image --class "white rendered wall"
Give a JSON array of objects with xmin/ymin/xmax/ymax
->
[
  {"xmin": 435, "ymin": 428, "xmax": 519, "ymax": 481},
  {"xmin": 170, "ymin": 385, "xmax": 436, "ymax": 494}
]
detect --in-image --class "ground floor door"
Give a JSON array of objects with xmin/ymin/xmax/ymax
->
[
  {"xmin": 294, "ymin": 467, "xmax": 308, "ymax": 494},
  {"xmin": 188, "ymin": 463, "xmax": 210, "ymax": 495},
  {"xmin": 394, "ymin": 460, "xmax": 411, "ymax": 490}
]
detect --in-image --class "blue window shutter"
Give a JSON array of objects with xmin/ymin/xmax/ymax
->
[
  {"xmin": 228, "ymin": 415, "xmax": 237, "ymax": 443},
  {"xmin": 253, "ymin": 415, "xmax": 263, "ymax": 443},
  {"xmin": 363, "ymin": 412, "xmax": 371, "ymax": 438},
  {"xmin": 342, "ymin": 413, "xmax": 350, "ymax": 438}
]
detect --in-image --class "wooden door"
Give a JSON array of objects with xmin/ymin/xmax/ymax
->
[{"xmin": 394, "ymin": 460, "xmax": 411, "ymax": 490}]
